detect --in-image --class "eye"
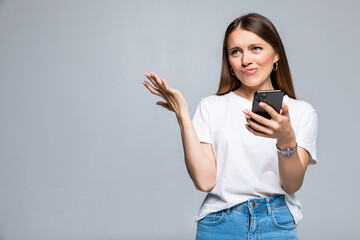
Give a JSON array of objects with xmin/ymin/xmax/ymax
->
[
  {"xmin": 231, "ymin": 50, "xmax": 241, "ymax": 55},
  {"xmin": 252, "ymin": 46, "xmax": 262, "ymax": 51}
]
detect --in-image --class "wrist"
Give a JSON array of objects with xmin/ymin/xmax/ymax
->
[
  {"xmin": 276, "ymin": 131, "xmax": 296, "ymax": 149},
  {"xmin": 176, "ymin": 109, "xmax": 190, "ymax": 121},
  {"xmin": 276, "ymin": 142, "xmax": 297, "ymax": 157}
]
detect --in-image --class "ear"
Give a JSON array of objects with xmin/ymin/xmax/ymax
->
[{"xmin": 274, "ymin": 51, "xmax": 280, "ymax": 63}]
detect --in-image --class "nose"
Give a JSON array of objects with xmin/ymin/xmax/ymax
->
[{"xmin": 241, "ymin": 51, "xmax": 252, "ymax": 67}]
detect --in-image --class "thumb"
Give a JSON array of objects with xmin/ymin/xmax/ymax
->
[
  {"xmin": 281, "ymin": 102, "xmax": 289, "ymax": 117},
  {"xmin": 156, "ymin": 101, "xmax": 172, "ymax": 111}
]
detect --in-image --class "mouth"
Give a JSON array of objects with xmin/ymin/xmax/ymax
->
[{"xmin": 241, "ymin": 68, "xmax": 258, "ymax": 75}]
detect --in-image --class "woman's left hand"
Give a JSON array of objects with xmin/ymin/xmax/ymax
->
[{"xmin": 243, "ymin": 102, "xmax": 295, "ymax": 144}]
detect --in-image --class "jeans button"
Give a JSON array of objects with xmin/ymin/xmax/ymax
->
[{"xmin": 250, "ymin": 202, "xmax": 256, "ymax": 209}]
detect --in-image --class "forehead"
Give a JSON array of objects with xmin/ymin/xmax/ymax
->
[{"xmin": 227, "ymin": 28, "xmax": 268, "ymax": 48}]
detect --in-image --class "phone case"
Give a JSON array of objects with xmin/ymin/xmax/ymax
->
[{"xmin": 251, "ymin": 90, "xmax": 285, "ymax": 120}]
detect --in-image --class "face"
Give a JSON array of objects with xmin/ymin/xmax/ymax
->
[{"xmin": 227, "ymin": 28, "xmax": 279, "ymax": 90}]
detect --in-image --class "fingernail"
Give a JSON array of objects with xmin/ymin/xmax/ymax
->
[
  {"xmin": 142, "ymin": 81, "xmax": 145, "ymax": 85},
  {"xmin": 245, "ymin": 124, "xmax": 249, "ymax": 128},
  {"xmin": 243, "ymin": 109, "xmax": 249, "ymax": 114},
  {"xmin": 244, "ymin": 114, "xmax": 250, "ymax": 119},
  {"xmin": 259, "ymin": 102, "xmax": 264, "ymax": 107},
  {"xmin": 151, "ymin": 72, "xmax": 154, "ymax": 76}
]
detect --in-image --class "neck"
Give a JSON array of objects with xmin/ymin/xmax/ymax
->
[{"xmin": 234, "ymin": 82, "xmax": 274, "ymax": 102}]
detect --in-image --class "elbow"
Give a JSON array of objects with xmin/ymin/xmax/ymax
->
[
  {"xmin": 196, "ymin": 182, "xmax": 215, "ymax": 192},
  {"xmin": 282, "ymin": 183, "xmax": 303, "ymax": 195},
  {"xmin": 195, "ymin": 177, "xmax": 216, "ymax": 192},
  {"xmin": 283, "ymin": 188, "xmax": 297, "ymax": 195}
]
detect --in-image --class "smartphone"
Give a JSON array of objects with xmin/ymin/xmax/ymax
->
[{"xmin": 251, "ymin": 90, "xmax": 284, "ymax": 121}]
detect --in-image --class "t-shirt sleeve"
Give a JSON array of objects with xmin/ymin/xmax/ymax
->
[
  {"xmin": 192, "ymin": 98, "xmax": 211, "ymax": 144},
  {"xmin": 297, "ymin": 108, "xmax": 318, "ymax": 165}
]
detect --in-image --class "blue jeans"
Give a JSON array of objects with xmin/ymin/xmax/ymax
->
[{"xmin": 196, "ymin": 195, "xmax": 298, "ymax": 240}]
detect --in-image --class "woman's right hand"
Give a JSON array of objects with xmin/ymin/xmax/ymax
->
[{"xmin": 142, "ymin": 72, "xmax": 189, "ymax": 117}]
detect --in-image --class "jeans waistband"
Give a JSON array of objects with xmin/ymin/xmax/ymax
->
[{"xmin": 229, "ymin": 194, "xmax": 286, "ymax": 215}]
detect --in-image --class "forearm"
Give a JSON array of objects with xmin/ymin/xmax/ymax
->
[
  {"xmin": 277, "ymin": 133, "xmax": 308, "ymax": 194},
  {"xmin": 141, "ymin": 72, "xmax": 215, "ymax": 191},
  {"xmin": 176, "ymin": 111, "xmax": 216, "ymax": 192}
]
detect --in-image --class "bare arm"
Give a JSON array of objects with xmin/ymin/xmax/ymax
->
[
  {"xmin": 142, "ymin": 72, "xmax": 216, "ymax": 192},
  {"xmin": 177, "ymin": 112, "xmax": 216, "ymax": 192},
  {"xmin": 276, "ymin": 131, "xmax": 309, "ymax": 194},
  {"xmin": 244, "ymin": 102, "xmax": 310, "ymax": 194}
]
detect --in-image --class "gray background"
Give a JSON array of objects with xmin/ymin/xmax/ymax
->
[{"xmin": 0, "ymin": 0, "xmax": 359, "ymax": 239}]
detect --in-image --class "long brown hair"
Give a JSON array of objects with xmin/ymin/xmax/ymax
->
[{"xmin": 217, "ymin": 13, "xmax": 296, "ymax": 99}]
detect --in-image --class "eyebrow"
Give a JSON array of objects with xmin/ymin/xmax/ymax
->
[{"xmin": 228, "ymin": 43, "xmax": 264, "ymax": 51}]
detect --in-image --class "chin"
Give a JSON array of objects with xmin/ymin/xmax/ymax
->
[
  {"xmin": 239, "ymin": 77, "xmax": 270, "ymax": 89},
  {"xmin": 240, "ymin": 81, "xmax": 265, "ymax": 88}
]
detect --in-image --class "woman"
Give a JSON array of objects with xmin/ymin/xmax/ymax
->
[{"xmin": 142, "ymin": 13, "xmax": 317, "ymax": 239}]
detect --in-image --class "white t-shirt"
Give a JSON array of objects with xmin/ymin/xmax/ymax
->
[{"xmin": 192, "ymin": 91, "xmax": 318, "ymax": 224}]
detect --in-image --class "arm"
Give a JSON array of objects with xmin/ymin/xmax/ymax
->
[
  {"xmin": 276, "ymin": 130, "xmax": 310, "ymax": 194},
  {"xmin": 142, "ymin": 72, "xmax": 216, "ymax": 192},
  {"xmin": 177, "ymin": 112, "xmax": 216, "ymax": 192},
  {"xmin": 244, "ymin": 102, "xmax": 310, "ymax": 194}
]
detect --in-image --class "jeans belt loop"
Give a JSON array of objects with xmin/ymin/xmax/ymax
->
[{"xmin": 266, "ymin": 197, "xmax": 272, "ymax": 216}]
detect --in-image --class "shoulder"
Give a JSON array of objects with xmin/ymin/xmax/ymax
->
[
  {"xmin": 194, "ymin": 93, "xmax": 232, "ymax": 115},
  {"xmin": 198, "ymin": 92, "xmax": 232, "ymax": 105},
  {"xmin": 284, "ymin": 95, "xmax": 316, "ymax": 115}
]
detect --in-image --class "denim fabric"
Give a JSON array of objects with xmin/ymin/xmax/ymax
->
[{"xmin": 196, "ymin": 195, "xmax": 298, "ymax": 240}]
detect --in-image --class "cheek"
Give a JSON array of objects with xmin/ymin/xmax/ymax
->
[
  {"xmin": 256, "ymin": 53, "xmax": 275, "ymax": 66},
  {"xmin": 228, "ymin": 58, "xmax": 239, "ymax": 69}
]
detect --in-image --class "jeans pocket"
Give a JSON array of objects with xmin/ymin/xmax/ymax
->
[
  {"xmin": 197, "ymin": 210, "xmax": 225, "ymax": 226},
  {"xmin": 271, "ymin": 205, "xmax": 296, "ymax": 230}
]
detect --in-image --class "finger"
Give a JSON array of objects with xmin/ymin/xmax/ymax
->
[
  {"xmin": 259, "ymin": 102, "xmax": 280, "ymax": 120},
  {"xmin": 148, "ymin": 72, "xmax": 169, "ymax": 94},
  {"xmin": 161, "ymin": 77, "xmax": 171, "ymax": 91},
  {"xmin": 246, "ymin": 117, "xmax": 274, "ymax": 136},
  {"xmin": 156, "ymin": 101, "xmax": 173, "ymax": 111},
  {"xmin": 142, "ymin": 80, "xmax": 163, "ymax": 97},
  {"xmin": 144, "ymin": 72, "xmax": 162, "ymax": 91},
  {"xmin": 243, "ymin": 109, "xmax": 272, "ymax": 128},
  {"xmin": 281, "ymin": 102, "xmax": 289, "ymax": 117},
  {"xmin": 245, "ymin": 124, "xmax": 271, "ymax": 138},
  {"xmin": 150, "ymin": 72, "xmax": 166, "ymax": 92}
]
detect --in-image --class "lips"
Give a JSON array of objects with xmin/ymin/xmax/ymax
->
[{"xmin": 241, "ymin": 68, "xmax": 258, "ymax": 75}]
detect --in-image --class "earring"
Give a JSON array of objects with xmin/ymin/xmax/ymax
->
[
  {"xmin": 230, "ymin": 68, "xmax": 235, "ymax": 76},
  {"xmin": 273, "ymin": 62, "xmax": 278, "ymax": 71}
]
